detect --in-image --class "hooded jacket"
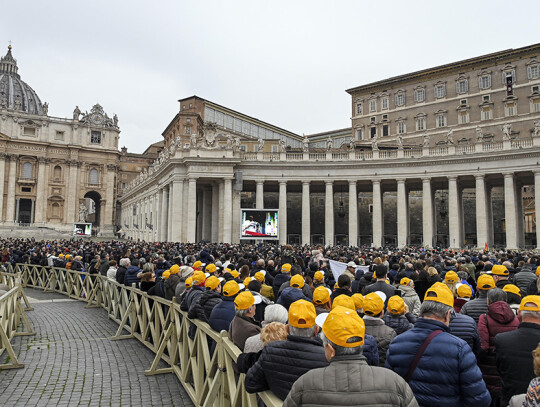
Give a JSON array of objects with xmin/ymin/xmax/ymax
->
[
  {"xmin": 124, "ymin": 265, "xmax": 141, "ymax": 287},
  {"xmin": 272, "ymin": 273, "xmax": 290, "ymax": 300},
  {"xmin": 357, "ymin": 271, "xmax": 374, "ymax": 293},
  {"xmin": 277, "ymin": 287, "xmax": 310, "ymax": 310},
  {"xmin": 180, "ymin": 285, "xmax": 205, "ymax": 312},
  {"xmin": 399, "ymin": 284, "xmax": 422, "ymax": 316},
  {"xmin": 188, "ymin": 289, "xmax": 222, "ymax": 323},
  {"xmin": 209, "ymin": 296, "xmax": 236, "ymax": 333},
  {"xmin": 383, "ymin": 312, "xmax": 416, "ymax": 335}
]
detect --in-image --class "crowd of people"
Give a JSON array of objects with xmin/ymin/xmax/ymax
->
[{"xmin": 3, "ymin": 237, "xmax": 540, "ymax": 406}]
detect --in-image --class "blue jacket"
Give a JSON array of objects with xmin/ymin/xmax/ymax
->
[
  {"xmin": 385, "ymin": 318, "xmax": 491, "ymax": 407},
  {"xmin": 124, "ymin": 266, "xmax": 141, "ymax": 287},
  {"xmin": 363, "ymin": 334, "xmax": 379, "ymax": 366},
  {"xmin": 449, "ymin": 311, "xmax": 480, "ymax": 354},
  {"xmin": 209, "ymin": 296, "xmax": 236, "ymax": 333},
  {"xmin": 276, "ymin": 287, "xmax": 309, "ymax": 310},
  {"xmin": 273, "ymin": 273, "xmax": 290, "ymax": 299}
]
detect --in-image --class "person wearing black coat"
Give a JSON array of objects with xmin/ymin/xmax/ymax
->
[
  {"xmin": 115, "ymin": 263, "xmax": 128, "ymax": 285},
  {"xmin": 495, "ymin": 299, "xmax": 540, "ymax": 406},
  {"xmin": 188, "ymin": 284, "xmax": 222, "ymax": 323},
  {"xmin": 356, "ymin": 270, "xmax": 374, "ymax": 293},
  {"xmin": 208, "ymin": 281, "xmax": 240, "ymax": 333},
  {"xmin": 449, "ymin": 310, "xmax": 480, "ymax": 354},
  {"xmin": 272, "ymin": 266, "xmax": 291, "ymax": 300}
]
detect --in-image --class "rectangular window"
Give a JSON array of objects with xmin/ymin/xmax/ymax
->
[
  {"xmin": 436, "ymin": 115, "xmax": 446, "ymax": 128},
  {"xmin": 482, "ymin": 107, "xmax": 492, "ymax": 120},
  {"xmin": 381, "ymin": 97, "xmax": 389, "ymax": 110},
  {"xmin": 502, "ymin": 70, "xmax": 516, "ymax": 84},
  {"xmin": 370, "ymin": 127, "xmax": 377, "ymax": 138},
  {"xmin": 356, "ymin": 129, "xmax": 363, "ymax": 140},
  {"xmin": 414, "ymin": 89, "xmax": 425, "ymax": 102},
  {"xmin": 532, "ymin": 98, "xmax": 540, "ymax": 113},
  {"xmin": 382, "ymin": 114, "xmax": 388, "ymax": 121},
  {"xmin": 533, "ymin": 85, "xmax": 540, "ymax": 93},
  {"xmin": 505, "ymin": 102, "xmax": 516, "ymax": 116},
  {"xmin": 382, "ymin": 125, "xmax": 389, "ymax": 137},
  {"xmin": 434, "ymin": 84, "xmax": 446, "ymax": 98},
  {"xmin": 185, "ymin": 126, "xmax": 191, "ymax": 134},
  {"xmin": 456, "ymin": 80, "xmax": 468, "ymax": 94},
  {"xmin": 239, "ymin": 145, "xmax": 246, "ymax": 152},
  {"xmin": 416, "ymin": 117, "xmax": 425, "ymax": 131},
  {"xmin": 478, "ymin": 75, "xmax": 491, "ymax": 89},
  {"xmin": 225, "ymin": 115, "xmax": 233, "ymax": 129},
  {"xmin": 23, "ymin": 127, "xmax": 36, "ymax": 136},
  {"xmin": 121, "ymin": 182, "xmax": 126, "ymax": 189},
  {"xmin": 528, "ymin": 65, "xmax": 540, "ymax": 80},
  {"xmin": 369, "ymin": 99, "xmax": 376, "ymax": 112},
  {"xmin": 370, "ymin": 116, "xmax": 376, "ymax": 123},
  {"xmin": 356, "ymin": 103, "xmax": 363, "ymax": 115},
  {"xmin": 395, "ymin": 93, "xmax": 405, "ymax": 106},
  {"xmin": 90, "ymin": 130, "xmax": 102, "ymax": 144},
  {"xmin": 55, "ymin": 131, "xmax": 64, "ymax": 140},
  {"xmin": 460, "ymin": 99, "xmax": 467, "ymax": 106},
  {"xmin": 459, "ymin": 111, "xmax": 470, "ymax": 124},
  {"xmin": 483, "ymin": 95, "xmax": 490, "ymax": 102},
  {"xmin": 397, "ymin": 122, "xmax": 406, "ymax": 134},
  {"xmin": 272, "ymin": 145, "xmax": 278, "ymax": 153}
]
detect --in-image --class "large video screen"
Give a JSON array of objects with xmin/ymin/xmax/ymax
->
[
  {"xmin": 241, "ymin": 209, "xmax": 279, "ymax": 239},
  {"xmin": 73, "ymin": 223, "xmax": 92, "ymax": 236}
]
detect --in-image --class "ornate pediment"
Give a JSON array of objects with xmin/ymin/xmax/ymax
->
[{"xmin": 79, "ymin": 104, "xmax": 117, "ymax": 128}]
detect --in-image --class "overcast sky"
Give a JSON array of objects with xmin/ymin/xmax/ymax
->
[{"xmin": 2, "ymin": 1, "xmax": 539, "ymax": 153}]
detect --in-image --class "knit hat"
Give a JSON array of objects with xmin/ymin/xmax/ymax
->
[
  {"xmin": 288, "ymin": 300, "xmax": 316, "ymax": 328},
  {"xmin": 491, "ymin": 264, "xmax": 509, "ymax": 276},
  {"xmin": 314, "ymin": 271, "xmax": 324, "ymax": 282},
  {"xmin": 290, "ymin": 274, "xmax": 305, "ymax": 288},
  {"xmin": 387, "ymin": 295, "xmax": 405, "ymax": 315},
  {"xmin": 477, "ymin": 274, "xmax": 495, "ymax": 291},
  {"xmin": 520, "ymin": 295, "xmax": 540, "ymax": 311},
  {"xmin": 424, "ymin": 285, "xmax": 454, "ymax": 307},
  {"xmin": 503, "ymin": 284, "xmax": 521, "ymax": 298},
  {"xmin": 445, "ymin": 271, "xmax": 459, "ymax": 284},
  {"xmin": 205, "ymin": 276, "xmax": 221, "ymax": 290},
  {"xmin": 254, "ymin": 271, "xmax": 265, "ymax": 282},
  {"xmin": 281, "ymin": 263, "xmax": 292, "ymax": 273},
  {"xmin": 332, "ymin": 294, "xmax": 355, "ymax": 311},
  {"xmin": 222, "ymin": 280, "xmax": 240, "ymax": 297},
  {"xmin": 321, "ymin": 306, "xmax": 365, "ymax": 347},
  {"xmin": 234, "ymin": 291, "xmax": 261, "ymax": 310},
  {"xmin": 456, "ymin": 283, "xmax": 473, "ymax": 299},
  {"xmin": 363, "ymin": 292, "xmax": 384, "ymax": 316},
  {"xmin": 313, "ymin": 286, "xmax": 331, "ymax": 305},
  {"xmin": 400, "ymin": 277, "xmax": 412, "ymax": 286},
  {"xmin": 351, "ymin": 293, "xmax": 363, "ymax": 310}
]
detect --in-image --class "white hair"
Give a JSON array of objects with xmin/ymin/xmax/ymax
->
[
  {"xmin": 264, "ymin": 304, "xmax": 288, "ymax": 324},
  {"xmin": 119, "ymin": 258, "xmax": 131, "ymax": 267}
]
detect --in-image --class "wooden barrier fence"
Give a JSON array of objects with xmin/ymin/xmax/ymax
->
[{"xmin": 1, "ymin": 263, "xmax": 282, "ymax": 407}]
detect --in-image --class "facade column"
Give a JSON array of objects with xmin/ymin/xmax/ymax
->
[
  {"xmin": 348, "ymin": 180, "xmax": 358, "ymax": 247},
  {"xmin": 167, "ymin": 182, "xmax": 174, "ymax": 241},
  {"xmin": 223, "ymin": 178, "xmax": 233, "ymax": 243},
  {"xmin": 504, "ymin": 173, "xmax": 519, "ymax": 249},
  {"xmin": 170, "ymin": 179, "xmax": 183, "ymax": 242},
  {"xmin": 5, "ymin": 155, "xmax": 17, "ymax": 223},
  {"xmin": 102, "ymin": 164, "xmax": 116, "ymax": 235},
  {"xmin": 256, "ymin": 181, "xmax": 264, "ymax": 209},
  {"xmin": 372, "ymin": 180, "xmax": 383, "ymax": 248},
  {"xmin": 160, "ymin": 186, "xmax": 168, "ymax": 241},
  {"xmin": 202, "ymin": 187, "xmax": 212, "ymax": 241},
  {"xmin": 448, "ymin": 176, "xmax": 463, "ymax": 249},
  {"xmin": 232, "ymin": 188, "xmax": 241, "ymax": 244},
  {"xmin": 516, "ymin": 182, "xmax": 525, "ymax": 248},
  {"xmin": 475, "ymin": 175, "xmax": 490, "ymax": 249},
  {"xmin": 181, "ymin": 180, "xmax": 188, "ymax": 241},
  {"xmin": 301, "ymin": 181, "xmax": 311, "ymax": 245},
  {"xmin": 186, "ymin": 177, "xmax": 197, "ymax": 242},
  {"xmin": 65, "ymin": 160, "xmax": 79, "ymax": 225},
  {"xmin": 422, "ymin": 178, "xmax": 434, "ymax": 248},
  {"xmin": 397, "ymin": 179, "xmax": 409, "ymax": 248},
  {"xmin": 218, "ymin": 180, "xmax": 224, "ymax": 242},
  {"xmin": 0, "ymin": 153, "xmax": 5, "ymax": 221},
  {"xmin": 211, "ymin": 182, "xmax": 219, "ymax": 242},
  {"xmin": 278, "ymin": 181, "xmax": 287, "ymax": 244},
  {"xmin": 152, "ymin": 192, "xmax": 157, "ymax": 241},
  {"xmin": 34, "ymin": 158, "xmax": 47, "ymax": 223},
  {"xmin": 535, "ymin": 171, "xmax": 540, "ymax": 249},
  {"xmin": 325, "ymin": 181, "xmax": 334, "ymax": 246}
]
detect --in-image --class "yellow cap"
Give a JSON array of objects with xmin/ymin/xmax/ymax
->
[
  {"xmin": 334, "ymin": 282, "xmax": 340, "ymax": 289},
  {"xmin": 288, "ymin": 299, "xmax": 316, "ymax": 328},
  {"xmin": 477, "ymin": 274, "xmax": 495, "ymax": 290},
  {"xmin": 400, "ymin": 277, "xmax": 412, "ymax": 286},
  {"xmin": 314, "ymin": 271, "xmax": 324, "ymax": 281},
  {"xmin": 424, "ymin": 285, "xmax": 454, "ymax": 307},
  {"xmin": 332, "ymin": 294, "xmax": 355, "ymax": 310},
  {"xmin": 520, "ymin": 295, "xmax": 540, "ymax": 311},
  {"xmin": 503, "ymin": 284, "xmax": 521, "ymax": 298},
  {"xmin": 59, "ymin": 253, "xmax": 64, "ymax": 258},
  {"xmin": 352, "ymin": 293, "xmax": 364, "ymax": 310},
  {"xmin": 192, "ymin": 271, "xmax": 206, "ymax": 285},
  {"xmin": 290, "ymin": 274, "xmax": 305, "ymax": 288},
  {"xmin": 222, "ymin": 280, "xmax": 240, "ymax": 297},
  {"xmin": 205, "ymin": 276, "xmax": 221, "ymax": 290},
  {"xmin": 243, "ymin": 277, "xmax": 253, "ymax": 287},
  {"xmin": 491, "ymin": 264, "xmax": 509, "ymax": 276},
  {"xmin": 536, "ymin": 266, "xmax": 540, "ymax": 276},
  {"xmin": 387, "ymin": 295, "xmax": 405, "ymax": 315},
  {"xmin": 170, "ymin": 264, "xmax": 180, "ymax": 274},
  {"xmin": 322, "ymin": 306, "xmax": 365, "ymax": 347},
  {"xmin": 457, "ymin": 284, "xmax": 473, "ymax": 298},
  {"xmin": 185, "ymin": 277, "xmax": 193, "ymax": 288},
  {"xmin": 445, "ymin": 271, "xmax": 459, "ymax": 284},
  {"xmin": 230, "ymin": 270, "xmax": 240, "ymax": 279},
  {"xmin": 193, "ymin": 260, "xmax": 204, "ymax": 270},
  {"xmin": 234, "ymin": 291, "xmax": 255, "ymax": 310},
  {"xmin": 254, "ymin": 271, "xmax": 265, "ymax": 282},
  {"xmin": 162, "ymin": 270, "xmax": 171, "ymax": 280},
  {"xmin": 281, "ymin": 263, "xmax": 292, "ymax": 273},
  {"xmin": 363, "ymin": 292, "xmax": 385, "ymax": 316},
  {"xmin": 205, "ymin": 263, "xmax": 217, "ymax": 274},
  {"xmin": 313, "ymin": 286, "xmax": 331, "ymax": 305}
]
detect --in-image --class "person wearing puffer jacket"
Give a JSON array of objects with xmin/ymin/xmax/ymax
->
[
  {"xmin": 272, "ymin": 263, "xmax": 291, "ymax": 300},
  {"xmin": 477, "ymin": 288, "xmax": 519, "ymax": 404},
  {"xmin": 386, "ymin": 284, "xmax": 491, "ymax": 407},
  {"xmin": 514, "ymin": 263, "xmax": 538, "ymax": 293},
  {"xmin": 124, "ymin": 259, "xmax": 141, "ymax": 287},
  {"xmin": 277, "ymin": 275, "xmax": 310, "ymax": 310},
  {"xmin": 209, "ymin": 280, "xmax": 240, "ymax": 333},
  {"xmin": 180, "ymin": 271, "xmax": 207, "ymax": 312},
  {"xmin": 188, "ymin": 276, "xmax": 222, "ymax": 323},
  {"xmin": 448, "ymin": 309, "xmax": 480, "ymax": 354},
  {"xmin": 383, "ymin": 295, "xmax": 416, "ymax": 335},
  {"xmin": 398, "ymin": 277, "xmax": 421, "ymax": 316},
  {"xmin": 363, "ymin": 292, "xmax": 396, "ymax": 366},
  {"xmin": 460, "ymin": 274, "xmax": 495, "ymax": 324}
]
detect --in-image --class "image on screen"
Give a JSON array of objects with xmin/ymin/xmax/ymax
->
[
  {"xmin": 73, "ymin": 223, "xmax": 92, "ymax": 236},
  {"xmin": 241, "ymin": 209, "xmax": 279, "ymax": 239}
]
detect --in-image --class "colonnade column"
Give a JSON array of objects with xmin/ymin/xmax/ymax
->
[
  {"xmin": 223, "ymin": 178, "xmax": 233, "ymax": 243},
  {"xmin": 167, "ymin": 182, "xmax": 174, "ymax": 241},
  {"xmin": 0, "ymin": 153, "xmax": 5, "ymax": 221},
  {"xmin": 397, "ymin": 179, "xmax": 409, "ymax": 248},
  {"xmin": 448, "ymin": 176, "xmax": 463, "ymax": 249},
  {"xmin": 218, "ymin": 181, "xmax": 224, "ymax": 242},
  {"xmin": 278, "ymin": 181, "xmax": 287, "ymax": 245},
  {"xmin": 535, "ymin": 171, "xmax": 540, "ymax": 249},
  {"xmin": 170, "ymin": 179, "xmax": 183, "ymax": 242},
  {"xmin": 211, "ymin": 183, "xmax": 219, "ymax": 242},
  {"xmin": 516, "ymin": 182, "xmax": 525, "ymax": 248},
  {"xmin": 34, "ymin": 158, "xmax": 47, "ymax": 223},
  {"xmin": 103, "ymin": 165, "xmax": 116, "ymax": 234},
  {"xmin": 301, "ymin": 181, "xmax": 310, "ymax": 245},
  {"xmin": 65, "ymin": 160, "xmax": 79, "ymax": 225},
  {"xmin": 348, "ymin": 181, "xmax": 358, "ymax": 247},
  {"xmin": 202, "ymin": 187, "xmax": 212, "ymax": 241},
  {"xmin": 256, "ymin": 181, "xmax": 264, "ymax": 209},
  {"xmin": 325, "ymin": 181, "xmax": 334, "ymax": 246},
  {"xmin": 475, "ymin": 175, "xmax": 490, "ymax": 249},
  {"xmin": 186, "ymin": 177, "xmax": 198, "ymax": 243},
  {"xmin": 6, "ymin": 155, "xmax": 17, "ymax": 222},
  {"xmin": 372, "ymin": 180, "xmax": 383, "ymax": 248},
  {"xmin": 504, "ymin": 173, "xmax": 519, "ymax": 249},
  {"xmin": 422, "ymin": 178, "xmax": 434, "ymax": 248},
  {"xmin": 232, "ymin": 187, "xmax": 241, "ymax": 244},
  {"xmin": 153, "ymin": 191, "xmax": 158, "ymax": 241},
  {"xmin": 160, "ymin": 186, "xmax": 168, "ymax": 241}
]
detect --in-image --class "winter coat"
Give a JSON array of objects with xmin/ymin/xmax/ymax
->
[
  {"xmin": 477, "ymin": 301, "xmax": 519, "ymax": 397},
  {"xmin": 454, "ymin": 298, "xmax": 469, "ymax": 313},
  {"xmin": 208, "ymin": 296, "xmax": 236, "ymax": 333},
  {"xmin": 449, "ymin": 311, "xmax": 480, "ymax": 354},
  {"xmin": 124, "ymin": 266, "xmax": 141, "ymax": 287},
  {"xmin": 140, "ymin": 281, "xmax": 155, "ymax": 292},
  {"xmin": 351, "ymin": 269, "xmax": 364, "ymax": 294},
  {"xmin": 245, "ymin": 335, "xmax": 329, "ymax": 400},
  {"xmin": 283, "ymin": 354, "xmax": 418, "ymax": 407},
  {"xmin": 188, "ymin": 290, "xmax": 222, "ymax": 323},
  {"xmin": 386, "ymin": 318, "xmax": 491, "ymax": 407},
  {"xmin": 460, "ymin": 291, "xmax": 489, "ymax": 324},
  {"xmin": 147, "ymin": 279, "xmax": 165, "ymax": 298},
  {"xmin": 383, "ymin": 312, "xmax": 416, "ymax": 335},
  {"xmin": 526, "ymin": 279, "xmax": 539, "ymax": 296},
  {"xmin": 514, "ymin": 270, "xmax": 537, "ymax": 293},
  {"xmin": 228, "ymin": 315, "xmax": 261, "ymax": 351},
  {"xmin": 71, "ymin": 260, "xmax": 83, "ymax": 271},
  {"xmin": 494, "ymin": 322, "xmax": 540, "ymax": 405},
  {"xmin": 180, "ymin": 285, "xmax": 205, "ymax": 312},
  {"xmin": 356, "ymin": 271, "xmax": 374, "ymax": 293},
  {"xmin": 272, "ymin": 273, "xmax": 290, "ymax": 299},
  {"xmin": 362, "ymin": 280, "xmax": 396, "ymax": 303},
  {"xmin": 399, "ymin": 284, "xmax": 422, "ymax": 316},
  {"xmin": 260, "ymin": 283, "xmax": 274, "ymax": 301},
  {"xmin": 363, "ymin": 334, "xmax": 380, "ymax": 367},
  {"xmin": 330, "ymin": 287, "xmax": 352, "ymax": 300},
  {"xmin": 414, "ymin": 279, "xmax": 430, "ymax": 301},
  {"xmin": 115, "ymin": 266, "xmax": 127, "ymax": 285},
  {"xmin": 252, "ymin": 290, "xmax": 272, "ymax": 322},
  {"xmin": 278, "ymin": 281, "xmax": 313, "ymax": 300},
  {"xmin": 276, "ymin": 287, "xmax": 310, "ymax": 310},
  {"xmin": 164, "ymin": 274, "xmax": 181, "ymax": 301},
  {"xmin": 363, "ymin": 316, "xmax": 396, "ymax": 366},
  {"xmin": 106, "ymin": 266, "xmax": 117, "ymax": 281},
  {"xmin": 99, "ymin": 258, "xmax": 109, "ymax": 276}
]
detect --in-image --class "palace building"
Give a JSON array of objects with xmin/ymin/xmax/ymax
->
[{"xmin": 120, "ymin": 43, "xmax": 540, "ymax": 249}]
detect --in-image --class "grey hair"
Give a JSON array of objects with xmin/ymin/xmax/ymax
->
[
  {"xmin": 143, "ymin": 263, "xmax": 154, "ymax": 273},
  {"xmin": 320, "ymin": 331, "xmax": 363, "ymax": 356},
  {"xmin": 263, "ymin": 304, "xmax": 288, "ymax": 324},
  {"xmin": 487, "ymin": 288, "xmax": 507, "ymax": 304},
  {"xmin": 521, "ymin": 310, "xmax": 540, "ymax": 319},
  {"xmin": 289, "ymin": 325, "xmax": 317, "ymax": 338},
  {"xmin": 119, "ymin": 258, "xmax": 131, "ymax": 267},
  {"xmin": 235, "ymin": 307, "xmax": 254, "ymax": 317},
  {"xmin": 420, "ymin": 300, "xmax": 452, "ymax": 319}
]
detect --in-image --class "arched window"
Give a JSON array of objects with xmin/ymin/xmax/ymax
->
[
  {"xmin": 52, "ymin": 202, "xmax": 60, "ymax": 218},
  {"xmin": 22, "ymin": 162, "xmax": 33, "ymax": 179},
  {"xmin": 89, "ymin": 169, "xmax": 99, "ymax": 185},
  {"xmin": 53, "ymin": 165, "xmax": 62, "ymax": 181}
]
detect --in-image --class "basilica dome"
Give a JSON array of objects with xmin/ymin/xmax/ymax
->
[{"xmin": 0, "ymin": 46, "xmax": 44, "ymax": 115}]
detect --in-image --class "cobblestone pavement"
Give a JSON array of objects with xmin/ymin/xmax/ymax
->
[{"xmin": 0, "ymin": 288, "xmax": 194, "ymax": 407}]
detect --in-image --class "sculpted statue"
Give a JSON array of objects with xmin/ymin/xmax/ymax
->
[
  {"xmin": 502, "ymin": 122, "xmax": 512, "ymax": 140},
  {"xmin": 257, "ymin": 137, "xmax": 264, "ymax": 152},
  {"xmin": 371, "ymin": 139, "xmax": 379, "ymax": 151},
  {"xmin": 1, "ymin": 95, "xmax": 6, "ymax": 108},
  {"xmin": 349, "ymin": 138, "xmax": 355, "ymax": 151},
  {"xmin": 396, "ymin": 135, "xmax": 403, "ymax": 149},
  {"xmin": 113, "ymin": 114, "xmax": 118, "ymax": 127},
  {"xmin": 446, "ymin": 128, "xmax": 454, "ymax": 145},
  {"xmin": 279, "ymin": 138, "xmax": 286, "ymax": 152},
  {"xmin": 225, "ymin": 134, "xmax": 233, "ymax": 149},
  {"xmin": 326, "ymin": 136, "xmax": 333, "ymax": 151},
  {"xmin": 78, "ymin": 203, "xmax": 88, "ymax": 222},
  {"xmin": 204, "ymin": 130, "xmax": 216, "ymax": 148},
  {"xmin": 476, "ymin": 126, "xmax": 483, "ymax": 142},
  {"xmin": 42, "ymin": 102, "xmax": 48, "ymax": 115},
  {"xmin": 175, "ymin": 135, "xmax": 181, "ymax": 148},
  {"xmin": 423, "ymin": 133, "xmax": 430, "ymax": 147},
  {"xmin": 14, "ymin": 96, "xmax": 21, "ymax": 111},
  {"xmin": 190, "ymin": 132, "xmax": 198, "ymax": 148},
  {"xmin": 302, "ymin": 135, "xmax": 309, "ymax": 152},
  {"xmin": 73, "ymin": 106, "xmax": 81, "ymax": 121},
  {"xmin": 234, "ymin": 136, "xmax": 241, "ymax": 151},
  {"xmin": 534, "ymin": 120, "xmax": 540, "ymax": 138}
]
